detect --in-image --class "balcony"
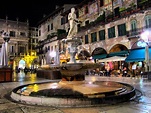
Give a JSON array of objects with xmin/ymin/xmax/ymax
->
[
  {"xmin": 78, "ymin": 1, "xmax": 151, "ymax": 33},
  {"xmin": 126, "ymin": 25, "xmax": 151, "ymax": 39},
  {"xmin": 78, "ymin": 14, "xmax": 105, "ymax": 32}
]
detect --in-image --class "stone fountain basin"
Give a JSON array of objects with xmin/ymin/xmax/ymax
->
[
  {"xmin": 10, "ymin": 80, "xmax": 136, "ymax": 107},
  {"xmin": 60, "ymin": 63, "xmax": 101, "ymax": 77}
]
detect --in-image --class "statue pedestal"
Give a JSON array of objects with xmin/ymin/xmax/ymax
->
[
  {"xmin": 63, "ymin": 37, "xmax": 82, "ymax": 63},
  {"xmin": 0, "ymin": 67, "xmax": 13, "ymax": 82}
]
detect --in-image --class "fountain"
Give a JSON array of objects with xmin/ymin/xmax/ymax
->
[{"xmin": 10, "ymin": 8, "xmax": 136, "ymax": 107}]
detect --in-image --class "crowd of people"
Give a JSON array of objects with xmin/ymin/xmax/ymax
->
[{"xmin": 86, "ymin": 61, "xmax": 145, "ymax": 78}]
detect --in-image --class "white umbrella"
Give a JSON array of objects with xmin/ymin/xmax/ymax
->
[
  {"xmin": 98, "ymin": 56, "xmax": 126, "ymax": 62},
  {"xmin": 0, "ymin": 43, "xmax": 8, "ymax": 67}
]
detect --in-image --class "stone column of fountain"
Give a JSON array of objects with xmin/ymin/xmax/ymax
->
[
  {"xmin": 60, "ymin": 8, "xmax": 100, "ymax": 82},
  {"xmin": 62, "ymin": 37, "xmax": 82, "ymax": 64}
]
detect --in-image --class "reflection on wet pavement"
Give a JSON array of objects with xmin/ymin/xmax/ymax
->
[
  {"xmin": 1, "ymin": 74, "xmax": 151, "ymax": 112},
  {"xmin": 12, "ymin": 71, "xmax": 37, "ymax": 82}
]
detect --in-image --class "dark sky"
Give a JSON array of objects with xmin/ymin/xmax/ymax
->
[{"xmin": 0, "ymin": 0, "xmax": 83, "ymax": 27}]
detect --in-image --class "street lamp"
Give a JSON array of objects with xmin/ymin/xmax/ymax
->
[{"xmin": 140, "ymin": 29, "xmax": 151, "ymax": 72}]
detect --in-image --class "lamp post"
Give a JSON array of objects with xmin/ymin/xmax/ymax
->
[{"xmin": 140, "ymin": 30, "xmax": 151, "ymax": 72}]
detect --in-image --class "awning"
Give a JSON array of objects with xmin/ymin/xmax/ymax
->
[
  {"xmin": 108, "ymin": 50, "xmax": 129, "ymax": 57},
  {"xmin": 125, "ymin": 48, "xmax": 151, "ymax": 62},
  {"xmin": 99, "ymin": 56, "xmax": 126, "ymax": 62},
  {"xmin": 92, "ymin": 54, "xmax": 107, "ymax": 59}
]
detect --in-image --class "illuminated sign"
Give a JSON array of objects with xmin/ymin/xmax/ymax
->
[{"xmin": 137, "ymin": 41, "xmax": 147, "ymax": 47}]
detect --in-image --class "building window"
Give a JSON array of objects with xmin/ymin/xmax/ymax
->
[
  {"xmin": 99, "ymin": 29, "xmax": 105, "ymax": 40},
  {"xmin": 108, "ymin": 26, "xmax": 115, "ymax": 38},
  {"xmin": 10, "ymin": 45, "xmax": 14, "ymax": 53},
  {"xmin": 131, "ymin": 20, "xmax": 137, "ymax": 36},
  {"xmin": 61, "ymin": 17, "xmax": 65, "ymax": 25},
  {"xmin": 100, "ymin": 0, "xmax": 104, "ymax": 7},
  {"xmin": 48, "ymin": 25, "xmax": 50, "ymax": 31},
  {"xmin": 32, "ymin": 39, "xmax": 35, "ymax": 43},
  {"xmin": 85, "ymin": 35, "xmax": 89, "ymax": 44},
  {"xmin": 48, "ymin": 46, "xmax": 50, "ymax": 50},
  {"xmin": 20, "ymin": 32, "xmax": 26, "ymax": 36},
  {"xmin": 19, "ymin": 46, "xmax": 25, "ymax": 53},
  {"xmin": 39, "ymin": 30, "xmax": 41, "ymax": 36},
  {"xmin": 10, "ymin": 31, "xmax": 16, "ymax": 37},
  {"xmin": 77, "ymin": 24, "xmax": 81, "ymax": 32},
  {"xmin": 91, "ymin": 32, "xmax": 97, "ymax": 43},
  {"xmin": 118, "ymin": 23, "xmax": 126, "ymax": 36},
  {"xmin": 85, "ymin": 6, "xmax": 88, "ymax": 14},
  {"xmin": 51, "ymin": 23, "xmax": 53, "ymax": 30},
  {"xmin": 145, "ymin": 15, "xmax": 151, "ymax": 28}
]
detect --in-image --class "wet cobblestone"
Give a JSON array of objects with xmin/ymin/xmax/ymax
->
[{"xmin": 0, "ymin": 72, "xmax": 151, "ymax": 113}]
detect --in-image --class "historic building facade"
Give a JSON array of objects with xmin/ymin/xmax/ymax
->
[
  {"xmin": 37, "ymin": 4, "xmax": 76, "ymax": 65},
  {"xmin": 36, "ymin": 0, "xmax": 151, "ymax": 68},
  {"xmin": 0, "ymin": 18, "xmax": 38, "ymax": 70}
]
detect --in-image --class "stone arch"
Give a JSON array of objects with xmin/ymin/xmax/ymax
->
[
  {"xmin": 108, "ymin": 44, "xmax": 129, "ymax": 57},
  {"xmin": 91, "ymin": 47, "xmax": 107, "ymax": 56},
  {"xmin": 18, "ymin": 59, "xmax": 26, "ymax": 69},
  {"xmin": 109, "ymin": 44, "xmax": 128, "ymax": 52},
  {"xmin": 131, "ymin": 39, "xmax": 150, "ymax": 50},
  {"xmin": 108, "ymin": 43, "xmax": 129, "ymax": 53}
]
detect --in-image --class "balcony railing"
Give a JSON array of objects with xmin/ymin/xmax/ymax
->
[
  {"xmin": 78, "ymin": 2, "xmax": 151, "ymax": 32},
  {"xmin": 126, "ymin": 25, "xmax": 151, "ymax": 38}
]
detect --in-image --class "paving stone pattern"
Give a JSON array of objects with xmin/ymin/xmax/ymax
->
[{"xmin": 0, "ymin": 73, "xmax": 151, "ymax": 113}]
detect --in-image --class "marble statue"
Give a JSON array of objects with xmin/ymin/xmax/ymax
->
[{"xmin": 67, "ymin": 7, "xmax": 79, "ymax": 38}]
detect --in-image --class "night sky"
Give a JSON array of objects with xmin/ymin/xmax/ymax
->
[{"xmin": 0, "ymin": 0, "xmax": 83, "ymax": 27}]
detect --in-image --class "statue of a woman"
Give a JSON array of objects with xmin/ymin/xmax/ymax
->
[{"xmin": 67, "ymin": 8, "xmax": 79, "ymax": 38}]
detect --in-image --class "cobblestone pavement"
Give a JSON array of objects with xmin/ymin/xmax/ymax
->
[{"xmin": 0, "ymin": 72, "xmax": 151, "ymax": 113}]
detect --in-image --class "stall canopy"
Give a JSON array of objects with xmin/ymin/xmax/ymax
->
[
  {"xmin": 99, "ymin": 56, "xmax": 126, "ymax": 62},
  {"xmin": 108, "ymin": 50, "xmax": 129, "ymax": 57},
  {"xmin": 125, "ymin": 48, "xmax": 151, "ymax": 62}
]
